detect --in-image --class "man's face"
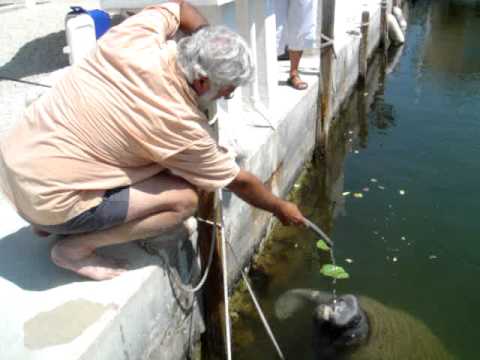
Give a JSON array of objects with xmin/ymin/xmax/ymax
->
[
  {"xmin": 198, "ymin": 83, "xmax": 236, "ymax": 110},
  {"xmin": 216, "ymin": 85, "xmax": 236, "ymax": 100}
]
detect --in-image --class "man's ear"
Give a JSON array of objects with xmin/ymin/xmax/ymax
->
[{"xmin": 192, "ymin": 76, "xmax": 210, "ymax": 95}]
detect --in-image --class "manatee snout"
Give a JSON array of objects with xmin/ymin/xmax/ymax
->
[{"xmin": 314, "ymin": 295, "xmax": 369, "ymax": 347}]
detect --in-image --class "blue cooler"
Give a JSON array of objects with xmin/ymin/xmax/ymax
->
[
  {"xmin": 87, "ymin": 9, "xmax": 111, "ymax": 39},
  {"xmin": 68, "ymin": 7, "xmax": 111, "ymax": 39}
]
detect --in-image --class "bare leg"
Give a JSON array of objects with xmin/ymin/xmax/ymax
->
[
  {"xmin": 51, "ymin": 173, "xmax": 199, "ymax": 280},
  {"xmin": 288, "ymin": 50, "xmax": 308, "ymax": 90}
]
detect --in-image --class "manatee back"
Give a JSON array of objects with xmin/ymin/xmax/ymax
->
[{"xmin": 350, "ymin": 296, "xmax": 454, "ymax": 360}]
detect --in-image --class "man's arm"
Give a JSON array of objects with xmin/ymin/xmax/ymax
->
[
  {"xmin": 227, "ymin": 169, "xmax": 305, "ymax": 226},
  {"xmin": 171, "ymin": 0, "xmax": 209, "ymax": 34}
]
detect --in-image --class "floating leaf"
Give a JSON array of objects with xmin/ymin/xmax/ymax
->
[
  {"xmin": 353, "ymin": 192, "xmax": 364, "ymax": 198},
  {"xmin": 316, "ymin": 239, "xmax": 330, "ymax": 251},
  {"xmin": 320, "ymin": 264, "xmax": 350, "ymax": 279}
]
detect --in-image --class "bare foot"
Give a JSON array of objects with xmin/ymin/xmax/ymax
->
[{"xmin": 51, "ymin": 243, "xmax": 128, "ymax": 281}]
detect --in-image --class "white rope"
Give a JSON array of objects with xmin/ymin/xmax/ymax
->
[
  {"xmin": 320, "ymin": 33, "xmax": 335, "ymax": 48},
  {"xmin": 319, "ymin": 33, "xmax": 337, "ymax": 59},
  {"xmin": 225, "ymin": 241, "xmax": 286, "ymax": 360},
  {"xmin": 163, "ymin": 217, "xmax": 216, "ymax": 294},
  {"xmin": 218, "ymin": 190, "xmax": 233, "ymax": 360},
  {"xmin": 197, "ymin": 217, "xmax": 286, "ymax": 360}
]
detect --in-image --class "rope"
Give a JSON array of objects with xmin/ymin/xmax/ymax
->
[
  {"xmin": 217, "ymin": 190, "xmax": 233, "ymax": 360},
  {"xmin": 225, "ymin": 241, "xmax": 286, "ymax": 360},
  {"xmin": 197, "ymin": 217, "xmax": 286, "ymax": 360},
  {"xmin": 320, "ymin": 34, "xmax": 335, "ymax": 49},
  {"xmin": 149, "ymin": 217, "xmax": 216, "ymax": 295},
  {"xmin": 319, "ymin": 33, "xmax": 337, "ymax": 59},
  {"xmin": 0, "ymin": 76, "xmax": 52, "ymax": 88}
]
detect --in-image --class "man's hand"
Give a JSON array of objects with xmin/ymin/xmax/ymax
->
[
  {"xmin": 273, "ymin": 200, "xmax": 305, "ymax": 226},
  {"xmin": 227, "ymin": 169, "xmax": 305, "ymax": 226}
]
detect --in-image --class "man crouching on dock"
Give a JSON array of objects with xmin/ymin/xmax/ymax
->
[{"xmin": 0, "ymin": 1, "xmax": 305, "ymax": 281}]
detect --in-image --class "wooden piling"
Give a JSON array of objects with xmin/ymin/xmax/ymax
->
[
  {"xmin": 198, "ymin": 190, "xmax": 227, "ymax": 360},
  {"xmin": 319, "ymin": 0, "xmax": 336, "ymax": 145},
  {"xmin": 315, "ymin": 0, "xmax": 323, "ymax": 145},
  {"xmin": 198, "ymin": 112, "xmax": 228, "ymax": 360},
  {"xmin": 380, "ymin": 0, "xmax": 389, "ymax": 51},
  {"xmin": 358, "ymin": 10, "xmax": 370, "ymax": 84}
]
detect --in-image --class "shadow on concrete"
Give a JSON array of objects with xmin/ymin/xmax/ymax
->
[
  {"xmin": 0, "ymin": 225, "xmax": 180, "ymax": 292},
  {"xmin": 0, "ymin": 30, "xmax": 69, "ymax": 79},
  {"xmin": 0, "ymin": 14, "xmax": 125, "ymax": 80},
  {"xmin": 0, "ymin": 226, "xmax": 86, "ymax": 291}
]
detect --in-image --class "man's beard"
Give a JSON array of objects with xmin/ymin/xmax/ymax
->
[{"xmin": 198, "ymin": 86, "xmax": 219, "ymax": 111}]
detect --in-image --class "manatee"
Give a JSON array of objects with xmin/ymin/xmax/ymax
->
[{"xmin": 275, "ymin": 289, "xmax": 454, "ymax": 360}]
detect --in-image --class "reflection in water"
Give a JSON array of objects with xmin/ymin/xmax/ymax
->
[
  {"xmin": 424, "ymin": 0, "xmax": 480, "ymax": 75},
  {"xmin": 317, "ymin": 52, "xmax": 397, "ymax": 224}
]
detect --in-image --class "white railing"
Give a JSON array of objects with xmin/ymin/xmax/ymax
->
[{"xmin": 100, "ymin": 0, "xmax": 279, "ymax": 118}]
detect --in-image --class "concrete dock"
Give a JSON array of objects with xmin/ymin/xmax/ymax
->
[{"xmin": 0, "ymin": 0, "xmax": 397, "ymax": 358}]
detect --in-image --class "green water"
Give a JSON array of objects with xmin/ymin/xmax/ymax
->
[{"xmin": 232, "ymin": 1, "xmax": 480, "ymax": 359}]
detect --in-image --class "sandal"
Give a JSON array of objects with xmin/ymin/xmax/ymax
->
[
  {"xmin": 287, "ymin": 75, "xmax": 308, "ymax": 90},
  {"xmin": 277, "ymin": 52, "xmax": 290, "ymax": 61}
]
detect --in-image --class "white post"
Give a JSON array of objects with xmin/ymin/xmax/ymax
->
[
  {"xmin": 235, "ymin": 0, "xmax": 258, "ymax": 102},
  {"xmin": 253, "ymin": 0, "xmax": 277, "ymax": 108},
  {"xmin": 199, "ymin": 4, "xmax": 243, "ymax": 115}
]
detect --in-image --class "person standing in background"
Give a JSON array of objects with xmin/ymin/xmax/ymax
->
[{"xmin": 275, "ymin": 0, "xmax": 317, "ymax": 90}]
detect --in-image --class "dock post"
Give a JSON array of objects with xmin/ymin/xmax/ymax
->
[
  {"xmin": 198, "ymin": 109, "xmax": 228, "ymax": 360},
  {"xmin": 315, "ymin": 0, "xmax": 324, "ymax": 145},
  {"xmin": 380, "ymin": 0, "xmax": 389, "ymax": 51},
  {"xmin": 320, "ymin": 0, "xmax": 336, "ymax": 146},
  {"xmin": 358, "ymin": 10, "xmax": 370, "ymax": 84}
]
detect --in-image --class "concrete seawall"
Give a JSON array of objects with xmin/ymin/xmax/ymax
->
[{"xmin": 0, "ymin": 0, "xmax": 398, "ymax": 359}]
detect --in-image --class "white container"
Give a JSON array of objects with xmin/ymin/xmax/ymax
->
[
  {"xmin": 387, "ymin": 13, "xmax": 405, "ymax": 45},
  {"xmin": 392, "ymin": 6, "xmax": 407, "ymax": 33},
  {"xmin": 64, "ymin": 11, "xmax": 97, "ymax": 64}
]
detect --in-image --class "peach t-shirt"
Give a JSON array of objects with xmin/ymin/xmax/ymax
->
[{"xmin": 0, "ymin": 3, "xmax": 239, "ymax": 225}]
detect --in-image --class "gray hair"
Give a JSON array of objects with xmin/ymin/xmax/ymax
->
[{"xmin": 177, "ymin": 25, "xmax": 254, "ymax": 88}]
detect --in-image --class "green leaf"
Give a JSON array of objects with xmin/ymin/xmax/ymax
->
[
  {"xmin": 320, "ymin": 264, "xmax": 350, "ymax": 279},
  {"xmin": 316, "ymin": 239, "xmax": 330, "ymax": 251}
]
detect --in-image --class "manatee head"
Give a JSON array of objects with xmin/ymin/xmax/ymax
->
[{"xmin": 313, "ymin": 294, "xmax": 369, "ymax": 348}]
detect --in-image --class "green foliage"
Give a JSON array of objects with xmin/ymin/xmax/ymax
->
[
  {"xmin": 320, "ymin": 264, "xmax": 350, "ymax": 279},
  {"xmin": 316, "ymin": 239, "xmax": 331, "ymax": 251}
]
